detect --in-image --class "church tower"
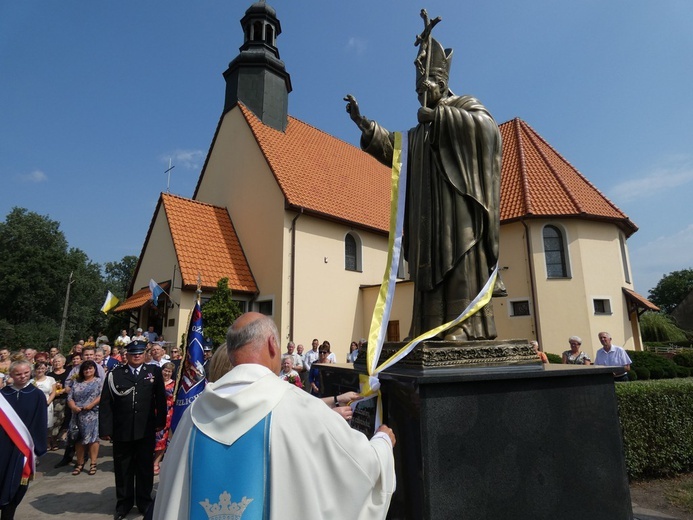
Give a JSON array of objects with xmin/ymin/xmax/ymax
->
[{"xmin": 223, "ymin": 1, "xmax": 292, "ymax": 132}]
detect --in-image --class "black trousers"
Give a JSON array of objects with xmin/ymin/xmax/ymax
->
[
  {"xmin": 112, "ymin": 435, "xmax": 155, "ymax": 515},
  {"xmin": 1, "ymin": 484, "xmax": 28, "ymax": 520}
]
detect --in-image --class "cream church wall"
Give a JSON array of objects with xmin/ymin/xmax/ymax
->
[
  {"xmin": 527, "ymin": 219, "xmax": 638, "ymax": 359},
  {"xmin": 494, "ymin": 221, "xmax": 537, "ymax": 343},
  {"xmin": 290, "ymin": 214, "xmax": 390, "ymax": 362},
  {"xmin": 194, "ymin": 108, "xmax": 287, "ymax": 329}
]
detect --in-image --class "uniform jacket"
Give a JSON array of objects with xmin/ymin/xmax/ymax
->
[{"xmin": 99, "ymin": 363, "xmax": 167, "ymax": 441}]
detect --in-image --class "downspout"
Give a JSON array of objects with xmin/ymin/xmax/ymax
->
[
  {"xmin": 289, "ymin": 208, "xmax": 304, "ymax": 341},
  {"xmin": 522, "ymin": 219, "xmax": 541, "ymax": 343}
]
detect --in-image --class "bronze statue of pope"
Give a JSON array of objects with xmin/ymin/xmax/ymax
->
[{"xmin": 345, "ymin": 17, "xmax": 503, "ymax": 341}]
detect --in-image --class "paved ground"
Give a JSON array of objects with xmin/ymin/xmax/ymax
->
[
  {"xmin": 15, "ymin": 445, "xmax": 680, "ymax": 519},
  {"xmin": 16, "ymin": 444, "xmax": 158, "ymax": 519}
]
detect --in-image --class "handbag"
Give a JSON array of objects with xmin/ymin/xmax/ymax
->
[{"xmin": 67, "ymin": 421, "xmax": 81, "ymax": 444}]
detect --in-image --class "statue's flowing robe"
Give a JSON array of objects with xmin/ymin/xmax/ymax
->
[
  {"xmin": 362, "ymin": 95, "xmax": 502, "ymax": 338},
  {"xmin": 154, "ymin": 364, "xmax": 395, "ymax": 520}
]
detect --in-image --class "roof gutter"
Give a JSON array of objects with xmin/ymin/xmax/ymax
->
[
  {"xmin": 522, "ymin": 219, "xmax": 541, "ymax": 344},
  {"xmin": 289, "ymin": 208, "xmax": 304, "ymax": 340}
]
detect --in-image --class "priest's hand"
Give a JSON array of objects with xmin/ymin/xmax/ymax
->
[
  {"xmin": 100, "ymin": 435, "xmax": 111, "ymax": 441},
  {"xmin": 377, "ymin": 425, "xmax": 396, "ymax": 448},
  {"xmin": 336, "ymin": 391, "xmax": 361, "ymax": 407},
  {"xmin": 333, "ymin": 406, "xmax": 354, "ymax": 422}
]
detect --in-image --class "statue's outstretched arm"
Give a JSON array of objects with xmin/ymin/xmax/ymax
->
[{"xmin": 344, "ymin": 94, "xmax": 373, "ymax": 133}]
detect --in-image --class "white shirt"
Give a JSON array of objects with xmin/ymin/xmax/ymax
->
[{"xmin": 304, "ymin": 349, "xmax": 319, "ymax": 371}]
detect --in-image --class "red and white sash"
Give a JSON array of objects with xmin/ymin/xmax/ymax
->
[{"xmin": 0, "ymin": 392, "xmax": 36, "ymax": 483}]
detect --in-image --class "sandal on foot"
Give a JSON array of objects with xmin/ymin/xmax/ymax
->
[
  {"xmin": 88, "ymin": 463, "xmax": 97, "ymax": 476},
  {"xmin": 153, "ymin": 464, "xmax": 160, "ymax": 476},
  {"xmin": 72, "ymin": 463, "xmax": 84, "ymax": 476}
]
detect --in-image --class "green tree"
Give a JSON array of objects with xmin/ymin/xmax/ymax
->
[
  {"xmin": 102, "ymin": 255, "xmax": 138, "ymax": 339},
  {"xmin": 649, "ymin": 269, "xmax": 693, "ymax": 314},
  {"xmin": 202, "ymin": 278, "xmax": 242, "ymax": 347},
  {"xmin": 104, "ymin": 255, "xmax": 138, "ymax": 298},
  {"xmin": 0, "ymin": 207, "xmax": 105, "ymax": 350},
  {"xmin": 639, "ymin": 311, "xmax": 688, "ymax": 342}
]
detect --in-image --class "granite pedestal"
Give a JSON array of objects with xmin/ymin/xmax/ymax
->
[{"xmin": 320, "ymin": 358, "xmax": 632, "ymax": 520}]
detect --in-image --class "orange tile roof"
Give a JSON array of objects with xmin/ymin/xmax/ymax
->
[
  {"xmin": 623, "ymin": 287, "xmax": 660, "ymax": 312},
  {"xmin": 161, "ymin": 193, "xmax": 257, "ymax": 293},
  {"xmin": 499, "ymin": 118, "xmax": 637, "ymax": 236},
  {"xmin": 114, "ymin": 286, "xmax": 156, "ymax": 313},
  {"xmin": 114, "ymin": 282, "xmax": 170, "ymax": 313},
  {"xmin": 239, "ymin": 104, "xmax": 391, "ymax": 233},
  {"xmin": 237, "ymin": 106, "xmax": 635, "ymax": 237}
]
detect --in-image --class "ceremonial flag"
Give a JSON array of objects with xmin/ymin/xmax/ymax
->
[
  {"xmin": 149, "ymin": 279, "xmax": 165, "ymax": 306},
  {"xmin": 170, "ymin": 300, "xmax": 206, "ymax": 433},
  {"xmin": 100, "ymin": 291, "xmax": 119, "ymax": 314}
]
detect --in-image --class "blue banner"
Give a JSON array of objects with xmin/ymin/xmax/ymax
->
[{"xmin": 171, "ymin": 300, "xmax": 206, "ymax": 433}]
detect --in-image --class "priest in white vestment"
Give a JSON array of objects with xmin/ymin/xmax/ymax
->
[{"xmin": 154, "ymin": 312, "xmax": 396, "ymax": 520}]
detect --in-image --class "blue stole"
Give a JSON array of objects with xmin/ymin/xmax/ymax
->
[{"xmin": 189, "ymin": 414, "xmax": 271, "ymax": 520}]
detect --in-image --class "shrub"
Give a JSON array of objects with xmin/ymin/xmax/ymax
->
[
  {"xmin": 634, "ymin": 367, "xmax": 650, "ymax": 380},
  {"xmin": 673, "ymin": 350, "xmax": 693, "ymax": 368},
  {"xmin": 676, "ymin": 366, "xmax": 691, "ymax": 378},
  {"xmin": 628, "ymin": 350, "xmax": 678, "ymax": 380},
  {"xmin": 616, "ymin": 380, "xmax": 693, "ymax": 479},
  {"xmin": 628, "ymin": 370, "xmax": 638, "ymax": 382},
  {"xmin": 546, "ymin": 353, "xmax": 562, "ymax": 364},
  {"xmin": 650, "ymin": 367, "xmax": 665, "ymax": 379}
]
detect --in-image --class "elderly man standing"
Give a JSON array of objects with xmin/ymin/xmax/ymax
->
[
  {"xmin": 100, "ymin": 341, "xmax": 166, "ymax": 520},
  {"xmin": 154, "ymin": 312, "xmax": 396, "ymax": 520},
  {"xmin": 594, "ymin": 332, "xmax": 632, "ymax": 382},
  {"xmin": 284, "ymin": 341, "xmax": 303, "ymax": 374},
  {"xmin": 0, "ymin": 361, "xmax": 47, "ymax": 520}
]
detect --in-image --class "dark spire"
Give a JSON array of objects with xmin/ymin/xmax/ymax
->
[{"xmin": 223, "ymin": 1, "xmax": 292, "ymax": 131}]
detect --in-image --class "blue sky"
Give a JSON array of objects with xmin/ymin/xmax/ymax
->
[{"xmin": 1, "ymin": 1, "xmax": 692, "ymax": 295}]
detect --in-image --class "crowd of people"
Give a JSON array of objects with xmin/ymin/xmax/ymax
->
[
  {"xmin": 1, "ymin": 324, "xmax": 633, "ymax": 518},
  {"xmin": 0, "ymin": 326, "xmax": 373, "ymax": 518},
  {"xmin": 0, "ymin": 327, "xmax": 175, "ymax": 519}
]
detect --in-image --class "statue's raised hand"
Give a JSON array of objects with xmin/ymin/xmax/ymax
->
[
  {"xmin": 344, "ymin": 94, "xmax": 372, "ymax": 133},
  {"xmin": 344, "ymin": 94, "xmax": 362, "ymax": 124}
]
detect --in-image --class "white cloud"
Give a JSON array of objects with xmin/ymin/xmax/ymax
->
[
  {"xmin": 346, "ymin": 37, "xmax": 367, "ymax": 55},
  {"xmin": 159, "ymin": 149, "xmax": 205, "ymax": 171},
  {"xmin": 609, "ymin": 161, "xmax": 693, "ymax": 203},
  {"xmin": 17, "ymin": 169, "xmax": 47, "ymax": 183}
]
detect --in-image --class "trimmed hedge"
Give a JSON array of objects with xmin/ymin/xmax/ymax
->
[
  {"xmin": 673, "ymin": 350, "xmax": 693, "ymax": 368},
  {"xmin": 616, "ymin": 379, "xmax": 693, "ymax": 479},
  {"xmin": 628, "ymin": 350, "xmax": 678, "ymax": 380},
  {"xmin": 545, "ymin": 352, "xmax": 562, "ymax": 364}
]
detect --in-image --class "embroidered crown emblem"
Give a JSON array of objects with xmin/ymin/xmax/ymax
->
[{"xmin": 199, "ymin": 491, "xmax": 253, "ymax": 520}]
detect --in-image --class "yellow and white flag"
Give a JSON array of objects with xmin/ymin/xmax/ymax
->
[{"xmin": 100, "ymin": 291, "xmax": 119, "ymax": 314}]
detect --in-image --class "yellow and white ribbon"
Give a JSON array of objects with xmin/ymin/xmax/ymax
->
[{"xmin": 360, "ymin": 131, "xmax": 498, "ymax": 398}]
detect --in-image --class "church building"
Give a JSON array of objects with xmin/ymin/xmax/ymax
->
[{"xmin": 115, "ymin": 2, "xmax": 657, "ymax": 362}]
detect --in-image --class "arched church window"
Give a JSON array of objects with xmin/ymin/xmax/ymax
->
[
  {"xmin": 543, "ymin": 225, "xmax": 569, "ymax": 278},
  {"xmin": 345, "ymin": 232, "xmax": 362, "ymax": 272}
]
